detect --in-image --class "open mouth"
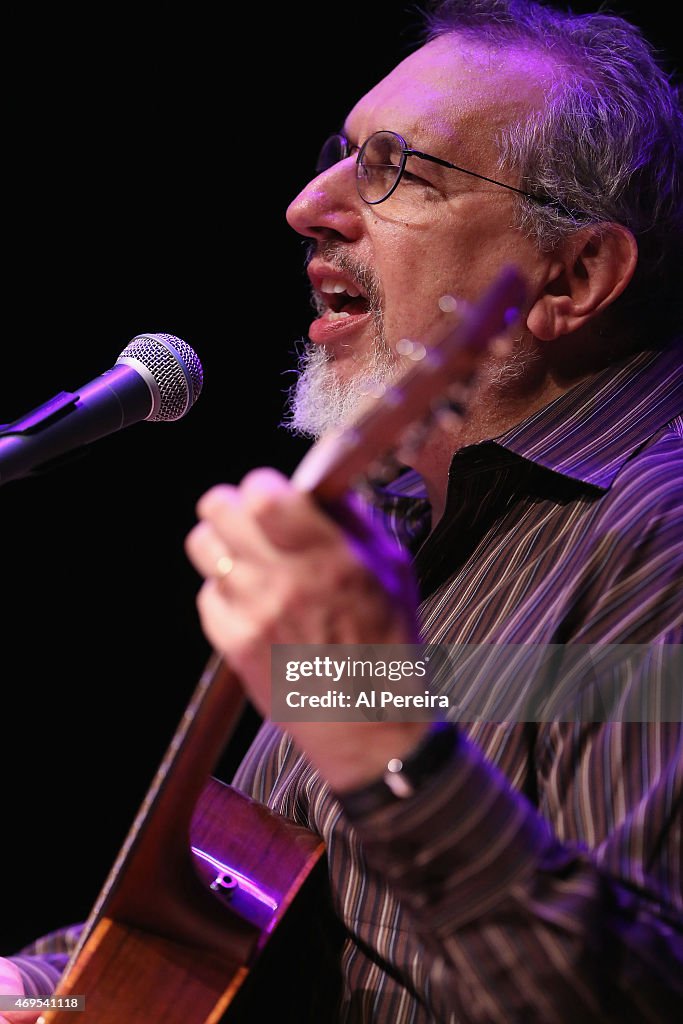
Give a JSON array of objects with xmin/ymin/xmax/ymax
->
[{"xmin": 316, "ymin": 277, "xmax": 371, "ymax": 320}]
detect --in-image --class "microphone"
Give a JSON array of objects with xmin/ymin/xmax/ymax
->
[{"xmin": 0, "ymin": 332, "xmax": 203, "ymax": 485}]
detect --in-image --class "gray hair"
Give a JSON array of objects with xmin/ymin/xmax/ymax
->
[{"xmin": 422, "ymin": 0, "xmax": 683, "ymax": 340}]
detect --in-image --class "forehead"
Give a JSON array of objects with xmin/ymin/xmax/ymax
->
[{"xmin": 346, "ymin": 34, "xmax": 551, "ymax": 156}]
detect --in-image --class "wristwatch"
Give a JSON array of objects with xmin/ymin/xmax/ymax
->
[{"xmin": 338, "ymin": 721, "xmax": 459, "ymax": 816}]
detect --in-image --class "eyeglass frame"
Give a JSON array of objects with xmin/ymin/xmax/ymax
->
[{"xmin": 316, "ymin": 129, "xmax": 568, "ymax": 212}]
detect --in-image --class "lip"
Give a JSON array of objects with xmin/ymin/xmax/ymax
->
[
  {"xmin": 306, "ymin": 260, "xmax": 374, "ymax": 346},
  {"xmin": 306, "ymin": 260, "xmax": 370, "ymax": 302},
  {"xmin": 307, "ymin": 308, "xmax": 375, "ymax": 346}
]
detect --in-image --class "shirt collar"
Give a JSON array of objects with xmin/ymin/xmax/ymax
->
[
  {"xmin": 371, "ymin": 343, "xmax": 682, "ymax": 512},
  {"xmin": 496, "ymin": 344, "xmax": 682, "ymax": 489}
]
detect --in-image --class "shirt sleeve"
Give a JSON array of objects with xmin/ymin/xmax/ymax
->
[
  {"xmin": 336, "ymin": 428, "xmax": 683, "ymax": 1021},
  {"xmin": 338, "ymin": 714, "xmax": 683, "ymax": 1023},
  {"xmin": 6, "ymin": 923, "xmax": 84, "ymax": 997}
]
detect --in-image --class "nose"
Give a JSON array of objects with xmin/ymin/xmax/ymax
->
[{"xmin": 286, "ymin": 158, "xmax": 364, "ymax": 243}]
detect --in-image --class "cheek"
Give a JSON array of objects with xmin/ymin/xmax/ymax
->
[
  {"xmin": 378, "ymin": 229, "xmax": 473, "ymax": 342},
  {"xmin": 378, "ymin": 210, "xmax": 538, "ymax": 344}
]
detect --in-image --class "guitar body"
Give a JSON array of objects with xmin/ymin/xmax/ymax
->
[{"xmin": 42, "ymin": 777, "xmax": 343, "ymax": 1023}]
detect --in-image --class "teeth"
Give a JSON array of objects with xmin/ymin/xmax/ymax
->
[
  {"xmin": 320, "ymin": 277, "xmax": 361, "ymax": 298},
  {"xmin": 327, "ymin": 311, "xmax": 351, "ymax": 321}
]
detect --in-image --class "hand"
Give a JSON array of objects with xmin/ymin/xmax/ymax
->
[
  {"xmin": 184, "ymin": 468, "xmax": 428, "ymax": 790},
  {"xmin": 0, "ymin": 959, "xmax": 40, "ymax": 1024}
]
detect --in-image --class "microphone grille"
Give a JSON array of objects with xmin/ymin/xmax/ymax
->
[{"xmin": 117, "ymin": 333, "xmax": 204, "ymax": 422}]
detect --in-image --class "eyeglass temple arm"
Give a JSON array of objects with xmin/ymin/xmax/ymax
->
[{"xmin": 405, "ymin": 148, "xmax": 559, "ymax": 207}]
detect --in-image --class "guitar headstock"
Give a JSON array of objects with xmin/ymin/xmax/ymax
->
[{"xmin": 292, "ymin": 265, "xmax": 528, "ymax": 502}]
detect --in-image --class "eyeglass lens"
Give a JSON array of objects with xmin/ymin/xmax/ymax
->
[
  {"xmin": 315, "ymin": 134, "xmax": 348, "ymax": 175},
  {"xmin": 356, "ymin": 132, "xmax": 403, "ymax": 203},
  {"xmin": 315, "ymin": 131, "xmax": 404, "ymax": 204}
]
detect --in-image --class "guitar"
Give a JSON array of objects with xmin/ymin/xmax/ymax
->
[{"xmin": 39, "ymin": 267, "xmax": 527, "ymax": 1023}]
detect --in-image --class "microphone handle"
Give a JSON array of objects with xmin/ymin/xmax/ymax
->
[{"xmin": 0, "ymin": 364, "xmax": 153, "ymax": 485}]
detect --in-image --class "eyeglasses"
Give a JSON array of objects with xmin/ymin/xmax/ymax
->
[{"xmin": 316, "ymin": 129, "xmax": 561, "ymax": 209}]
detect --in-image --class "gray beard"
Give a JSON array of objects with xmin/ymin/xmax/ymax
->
[
  {"xmin": 282, "ymin": 242, "xmax": 398, "ymax": 440},
  {"xmin": 282, "ymin": 235, "xmax": 539, "ymax": 442},
  {"xmin": 282, "ymin": 328, "xmax": 398, "ymax": 440},
  {"xmin": 282, "ymin": 324, "xmax": 538, "ymax": 442}
]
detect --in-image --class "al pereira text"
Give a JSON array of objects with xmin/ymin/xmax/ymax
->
[{"xmin": 285, "ymin": 689, "xmax": 450, "ymax": 709}]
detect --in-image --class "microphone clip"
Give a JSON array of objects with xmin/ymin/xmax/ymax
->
[{"xmin": 0, "ymin": 390, "xmax": 80, "ymax": 438}]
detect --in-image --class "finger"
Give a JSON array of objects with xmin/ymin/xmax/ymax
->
[
  {"xmin": 184, "ymin": 520, "xmax": 236, "ymax": 582},
  {"xmin": 238, "ymin": 468, "xmax": 347, "ymax": 551},
  {"xmin": 238, "ymin": 469, "xmax": 404, "ymax": 562},
  {"xmin": 0, "ymin": 957, "xmax": 39, "ymax": 1022},
  {"xmin": 195, "ymin": 483, "xmax": 240, "ymax": 519},
  {"xmin": 195, "ymin": 479, "xmax": 287, "ymax": 560}
]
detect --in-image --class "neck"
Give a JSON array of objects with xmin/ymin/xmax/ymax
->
[{"xmin": 407, "ymin": 348, "xmax": 586, "ymax": 527}]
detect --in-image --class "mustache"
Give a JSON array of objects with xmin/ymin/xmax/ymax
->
[{"xmin": 305, "ymin": 241, "xmax": 382, "ymax": 315}]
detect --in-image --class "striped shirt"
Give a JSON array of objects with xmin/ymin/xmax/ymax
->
[
  {"xmin": 12, "ymin": 345, "xmax": 683, "ymax": 1020},
  {"xmin": 233, "ymin": 344, "xmax": 683, "ymax": 1022}
]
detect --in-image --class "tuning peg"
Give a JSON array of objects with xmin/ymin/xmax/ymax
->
[
  {"xmin": 438, "ymin": 294, "xmax": 474, "ymax": 320},
  {"xmin": 364, "ymin": 451, "xmax": 406, "ymax": 485},
  {"xmin": 438, "ymin": 293, "xmax": 459, "ymax": 313},
  {"xmin": 489, "ymin": 334, "xmax": 515, "ymax": 357},
  {"xmin": 432, "ymin": 405, "xmax": 465, "ymax": 433},
  {"xmin": 396, "ymin": 416, "xmax": 436, "ymax": 460},
  {"xmin": 444, "ymin": 381, "xmax": 470, "ymax": 414},
  {"xmin": 395, "ymin": 338, "xmax": 427, "ymax": 362}
]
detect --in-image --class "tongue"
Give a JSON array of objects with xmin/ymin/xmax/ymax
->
[{"xmin": 343, "ymin": 296, "xmax": 370, "ymax": 316}]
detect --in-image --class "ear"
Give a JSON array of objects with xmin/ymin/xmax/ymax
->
[{"xmin": 527, "ymin": 224, "xmax": 638, "ymax": 341}]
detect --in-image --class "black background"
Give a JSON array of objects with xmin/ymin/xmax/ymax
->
[{"xmin": 1, "ymin": 2, "xmax": 680, "ymax": 953}]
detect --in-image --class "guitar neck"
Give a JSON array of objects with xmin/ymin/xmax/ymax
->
[
  {"xmin": 292, "ymin": 268, "xmax": 525, "ymax": 499},
  {"xmin": 70, "ymin": 652, "xmax": 250, "ymax": 963},
  {"xmin": 65, "ymin": 265, "xmax": 527, "ymax": 965}
]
